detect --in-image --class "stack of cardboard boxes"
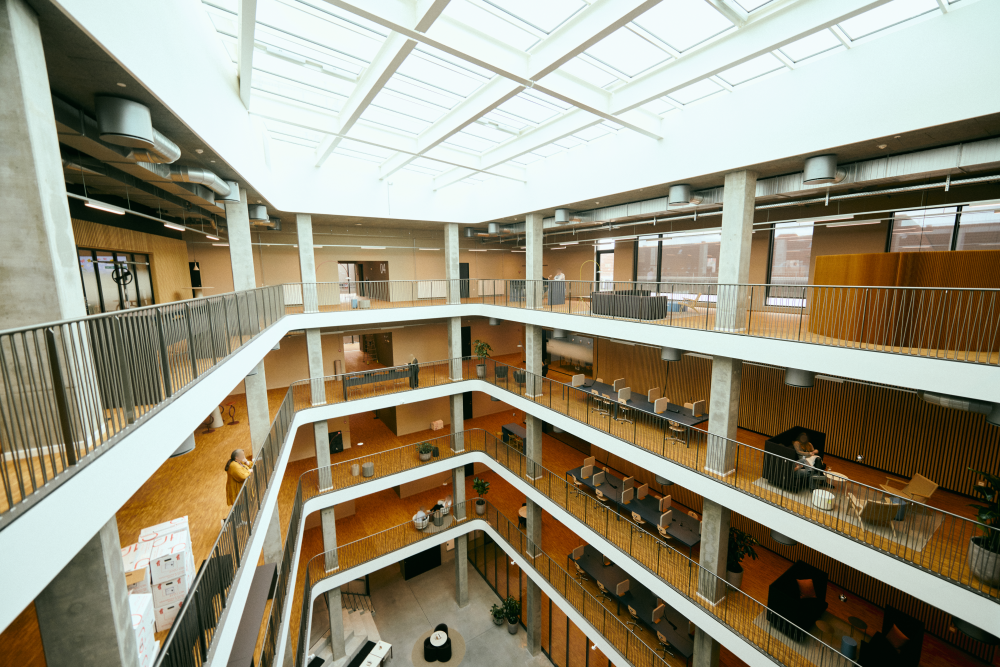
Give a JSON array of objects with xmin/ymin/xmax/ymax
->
[
  {"xmin": 121, "ymin": 516, "xmax": 195, "ymax": 633},
  {"xmin": 129, "ymin": 593, "xmax": 159, "ymax": 667}
]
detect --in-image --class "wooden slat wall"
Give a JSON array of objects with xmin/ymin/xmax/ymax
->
[
  {"xmin": 596, "ymin": 340, "xmax": 1000, "ymax": 498},
  {"xmin": 730, "ymin": 512, "xmax": 997, "ymax": 663},
  {"xmin": 72, "ymin": 218, "xmax": 193, "ymax": 303}
]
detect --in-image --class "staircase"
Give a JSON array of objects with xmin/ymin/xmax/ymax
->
[{"xmin": 306, "ymin": 594, "xmax": 380, "ymax": 667}]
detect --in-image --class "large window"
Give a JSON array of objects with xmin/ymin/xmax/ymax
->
[
  {"xmin": 636, "ymin": 236, "xmax": 659, "ymax": 285},
  {"xmin": 889, "ymin": 206, "xmax": 957, "ymax": 252},
  {"xmin": 78, "ymin": 248, "xmax": 155, "ymax": 314},
  {"xmin": 769, "ymin": 222, "xmax": 814, "ymax": 286},
  {"xmin": 955, "ymin": 205, "xmax": 1000, "ymax": 250},
  {"xmin": 595, "ymin": 240, "xmax": 615, "ymax": 290},
  {"xmin": 659, "ymin": 232, "xmax": 721, "ymax": 285}
]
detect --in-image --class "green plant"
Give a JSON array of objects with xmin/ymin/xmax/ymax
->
[
  {"xmin": 491, "ymin": 603, "xmax": 505, "ymax": 621},
  {"xmin": 473, "ymin": 477, "xmax": 490, "ymax": 500},
  {"xmin": 726, "ymin": 527, "xmax": 759, "ymax": 573},
  {"xmin": 417, "ymin": 442, "xmax": 434, "ymax": 455},
  {"xmin": 503, "ymin": 595, "xmax": 521, "ymax": 623},
  {"xmin": 969, "ymin": 468, "xmax": 1000, "ymax": 553},
  {"xmin": 473, "ymin": 339, "xmax": 493, "ymax": 364}
]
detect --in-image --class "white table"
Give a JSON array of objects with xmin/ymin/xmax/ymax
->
[
  {"xmin": 361, "ymin": 641, "xmax": 392, "ymax": 666},
  {"xmin": 430, "ymin": 631, "xmax": 447, "ymax": 647},
  {"xmin": 812, "ymin": 489, "xmax": 835, "ymax": 510}
]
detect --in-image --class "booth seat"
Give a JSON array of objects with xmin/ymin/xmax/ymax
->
[
  {"xmin": 761, "ymin": 427, "xmax": 827, "ymax": 492},
  {"xmin": 766, "ymin": 560, "xmax": 829, "ymax": 641}
]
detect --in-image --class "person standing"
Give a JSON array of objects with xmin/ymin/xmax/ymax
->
[{"xmin": 225, "ymin": 449, "xmax": 253, "ymax": 505}]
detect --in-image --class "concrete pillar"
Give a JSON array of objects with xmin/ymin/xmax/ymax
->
[
  {"xmin": 525, "ymin": 213, "xmax": 544, "ymax": 309},
  {"xmin": 35, "ymin": 518, "xmax": 140, "ymax": 667},
  {"xmin": 0, "ymin": 0, "xmax": 86, "ymax": 328},
  {"xmin": 326, "ymin": 587, "xmax": 346, "ymax": 661},
  {"xmin": 296, "ymin": 213, "xmax": 318, "ymax": 312},
  {"xmin": 447, "ymin": 317, "xmax": 464, "ymax": 451},
  {"xmin": 262, "ymin": 501, "xmax": 282, "ymax": 565},
  {"xmin": 715, "ymin": 170, "xmax": 757, "ymax": 332},
  {"xmin": 445, "ymin": 222, "xmax": 460, "ymax": 305},
  {"xmin": 694, "ymin": 171, "xmax": 755, "ymax": 667},
  {"xmin": 452, "ymin": 464, "xmax": 468, "ymax": 607}
]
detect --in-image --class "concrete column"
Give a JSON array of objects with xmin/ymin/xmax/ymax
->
[
  {"xmin": 225, "ymin": 188, "xmax": 256, "ymax": 292},
  {"xmin": 326, "ymin": 587, "xmax": 346, "ymax": 661},
  {"xmin": 35, "ymin": 518, "xmax": 140, "ymax": 667},
  {"xmin": 445, "ymin": 222, "xmax": 460, "ymax": 305},
  {"xmin": 715, "ymin": 170, "xmax": 757, "ymax": 332},
  {"xmin": 262, "ymin": 501, "xmax": 282, "ymax": 565},
  {"xmin": 452, "ymin": 464, "xmax": 468, "ymax": 607},
  {"xmin": 0, "ymin": 0, "xmax": 86, "ymax": 328},
  {"xmin": 447, "ymin": 317, "xmax": 465, "ymax": 453},
  {"xmin": 296, "ymin": 213, "xmax": 318, "ymax": 312},
  {"xmin": 525, "ymin": 213, "xmax": 544, "ymax": 309}
]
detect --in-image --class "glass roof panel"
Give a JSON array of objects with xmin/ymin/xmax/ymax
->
[
  {"xmin": 444, "ymin": 130, "xmax": 499, "ymax": 153},
  {"xmin": 254, "ymin": 51, "xmax": 356, "ymax": 96},
  {"xmin": 551, "ymin": 135, "xmax": 585, "ymax": 150},
  {"xmin": 779, "ymin": 30, "xmax": 842, "ymax": 62},
  {"xmin": 286, "ymin": 0, "xmax": 389, "ymax": 36},
  {"xmin": 252, "ymin": 69, "xmax": 347, "ymax": 112},
  {"xmin": 495, "ymin": 91, "xmax": 564, "ymax": 125},
  {"xmin": 263, "ymin": 117, "xmax": 324, "ymax": 142},
  {"xmin": 717, "ymin": 52, "xmax": 784, "ymax": 86},
  {"xmin": 259, "ymin": 0, "xmax": 384, "ymax": 64},
  {"xmin": 463, "ymin": 122, "xmax": 514, "ymax": 144},
  {"xmin": 383, "ymin": 74, "xmax": 462, "ymax": 111},
  {"xmin": 633, "ymin": 0, "xmax": 735, "ymax": 53},
  {"xmin": 573, "ymin": 125, "xmax": 614, "ymax": 142},
  {"xmin": 358, "ymin": 105, "xmax": 430, "ymax": 135},
  {"xmin": 667, "ymin": 79, "xmax": 723, "ymax": 105},
  {"xmin": 410, "ymin": 157, "xmax": 449, "ymax": 173},
  {"xmin": 585, "ymin": 27, "xmax": 672, "ymax": 78},
  {"xmin": 639, "ymin": 98, "xmax": 675, "ymax": 116},
  {"xmin": 481, "ymin": 0, "xmax": 586, "ymax": 34},
  {"xmin": 370, "ymin": 87, "xmax": 450, "ymax": 124},
  {"xmin": 508, "ymin": 153, "xmax": 543, "ymax": 166},
  {"xmin": 443, "ymin": 0, "xmax": 540, "ymax": 51},
  {"xmin": 397, "ymin": 48, "xmax": 493, "ymax": 98},
  {"xmin": 838, "ymin": 0, "xmax": 938, "ymax": 41},
  {"xmin": 557, "ymin": 57, "xmax": 620, "ymax": 89},
  {"xmin": 733, "ymin": 0, "xmax": 776, "ymax": 11},
  {"xmin": 337, "ymin": 139, "xmax": 395, "ymax": 160},
  {"xmin": 481, "ymin": 108, "xmax": 534, "ymax": 132},
  {"xmin": 532, "ymin": 144, "xmax": 564, "ymax": 158}
]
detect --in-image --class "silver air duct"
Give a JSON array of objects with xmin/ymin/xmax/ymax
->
[
  {"xmin": 464, "ymin": 227, "xmax": 490, "ymax": 238},
  {"xmin": 249, "ymin": 205, "xmax": 268, "ymax": 222},
  {"xmin": 660, "ymin": 347, "xmax": 684, "ymax": 362},
  {"xmin": 785, "ymin": 368, "xmax": 816, "ymax": 388},
  {"xmin": 552, "ymin": 329, "xmax": 567, "ymax": 339},
  {"xmin": 218, "ymin": 180, "xmax": 241, "ymax": 203},
  {"xmin": 488, "ymin": 318, "xmax": 500, "ymax": 326},
  {"xmin": 667, "ymin": 184, "xmax": 703, "ymax": 208},
  {"xmin": 269, "ymin": 217, "xmax": 282, "ymax": 231},
  {"xmin": 803, "ymin": 154, "xmax": 847, "ymax": 184},
  {"xmin": 487, "ymin": 222, "xmax": 500, "ymax": 235},
  {"xmin": 554, "ymin": 208, "xmax": 571, "ymax": 224},
  {"xmin": 95, "ymin": 97, "xmax": 180, "ymax": 163},
  {"xmin": 918, "ymin": 391, "xmax": 1000, "ymax": 426},
  {"xmin": 169, "ymin": 166, "xmax": 232, "ymax": 197}
]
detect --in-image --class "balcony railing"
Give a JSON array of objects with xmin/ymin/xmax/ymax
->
[
  {"xmin": 256, "ymin": 430, "xmax": 858, "ymax": 667},
  {"xmin": 3, "ymin": 279, "xmax": 995, "ymax": 531}
]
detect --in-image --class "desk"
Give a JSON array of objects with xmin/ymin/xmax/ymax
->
[
  {"xmin": 567, "ymin": 467, "xmax": 701, "ymax": 558},
  {"xmin": 361, "ymin": 641, "xmax": 392, "ymax": 666},
  {"xmin": 502, "ymin": 423, "xmax": 526, "ymax": 446},
  {"xmin": 572, "ymin": 546, "xmax": 692, "ymax": 659},
  {"xmin": 584, "ymin": 382, "xmax": 707, "ymax": 428}
]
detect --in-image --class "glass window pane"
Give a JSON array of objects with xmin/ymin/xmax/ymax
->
[
  {"xmin": 667, "ymin": 79, "xmax": 723, "ymax": 105},
  {"xmin": 483, "ymin": 0, "xmax": 586, "ymax": 34},
  {"xmin": 78, "ymin": 250, "xmax": 102, "ymax": 314},
  {"xmin": 636, "ymin": 237, "xmax": 659, "ymax": 285},
  {"xmin": 95, "ymin": 251, "xmax": 122, "ymax": 311},
  {"xmin": 634, "ymin": 0, "xmax": 735, "ymax": 53},
  {"xmin": 770, "ymin": 222, "xmax": 814, "ymax": 286},
  {"xmin": 889, "ymin": 207, "xmax": 957, "ymax": 252},
  {"xmin": 779, "ymin": 30, "xmax": 842, "ymax": 62},
  {"xmin": 717, "ymin": 52, "xmax": 783, "ymax": 86},
  {"xmin": 956, "ymin": 207, "xmax": 1000, "ymax": 251},
  {"xmin": 585, "ymin": 27, "xmax": 671, "ymax": 78},
  {"xmin": 117, "ymin": 254, "xmax": 138, "ymax": 308},
  {"xmin": 597, "ymin": 251, "xmax": 615, "ymax": 290},
  {"xmin": 135, "ymin": 254, "xmax": 154, "ymax": 306},
  {"xmin": 660, "ymin": 232, "xmax": 721, "ymax": 284},
  {"xmin": 838, "ymin": 0, "xmax": 938, "ymax": 41}
]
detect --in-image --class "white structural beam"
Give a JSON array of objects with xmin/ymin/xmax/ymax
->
[
  {"xmin": 612, "ymin": 0, "xmax": 892, "ymax": 113},
  {"xmin": 315, "ymin": 0, "xmax": 451, "ymax": 166},
  {"xmin": 237, "ymin": 0, "xmax": 257, "ymax": 109}
]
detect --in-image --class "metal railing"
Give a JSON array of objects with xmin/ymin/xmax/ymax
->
[
  {"xmin": 0, "ymin": 285, "xmax": 284, "ymax": 528},
  {"xmin": 478, "ymin": 357, "xmax": 1000, "ymax": 601}
]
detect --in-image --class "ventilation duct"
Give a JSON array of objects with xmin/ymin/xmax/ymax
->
[
  {"xmin": 488, "ymin": 318, "xmax": 500, "ymax": 326},
  {"xmin": 667, "ymin": 184, "xmax": 703, "ymax": 208},
  {"xmin": 464, "ymin": 227, "xmax": 489, "ymax": 238},
  {"xmin": 552, "ymin": 329, "xmax": 567, "ymax": 339},
  {"xmin": 169, "ymin": 166, "xmax": 232, "ymax": 198},
  {"xmin": 487, "ymin": 222, "xmax": 500, "ymax": 235},
  {"xmin": 95, "ymin": 97, "xmax": 180, "ymax": 163},
  {"xmin": 268, "ymin": 217, "xmax": 282, "ymax": 231},
  {"xmin": 917, "ymin": 391, "xmax": 1000, "ymax": 426},
  {"xmin": 785, "ymin": 368, "xmax": 816, "ymax": 388},
  {"xmin": 218, "ymin": 180, "xmax": 241, "ymax": 203},
  {"xmin": 554, "ymin": 209, "xmax": 571, "ymax": 224},
  {"xmin": 803, "ymin": 154, "xmax": 846, "ymax": 184},
  {"xmin": 660, "ymin": 347, "xmax": 684, "ymax": 362},
  {"xmin": 248, "ymin": 204, "xmax": 268, "ymax": 221}
]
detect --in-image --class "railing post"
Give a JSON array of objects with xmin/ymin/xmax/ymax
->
[
  {"xmin": 184, "ymin": 303, "xmax": 199, "ymax": 380},
  {"xmin": 155, "ymin": 310, "xmax": 173, "ymax": 398},
  {"xmin": 111, "ymin": 316, "xmax": 136, "ymax": 425},
  {"xmin": 44, "ymin": 327, "xmax": 79, "ymax": 465}
]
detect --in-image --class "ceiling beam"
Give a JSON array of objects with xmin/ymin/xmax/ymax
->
[
  {"xmin": 237, "ymin": 0, "xmax": 257, "ymax": 109},
  {"xmin": 611, "ymin": 0, "xmax": 892, "ymax": 113},
  {"xmin": 315, "ymin": 0, "xmax": 452, "ymax": 166}
]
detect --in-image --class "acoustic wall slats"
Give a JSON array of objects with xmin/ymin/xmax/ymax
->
[{"xmin": 597, "ymin": 341, "xmax": 1000, "ymax": 498}]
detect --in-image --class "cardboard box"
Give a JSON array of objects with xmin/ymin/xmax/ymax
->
[
  {"xmin": 154, "ymin": 601, "xmax": 182, "ymax": 633},
  {"xmin": 430, "ymin": 419, "xmax": 444, "ymax": 430},
  {"xmin": 129, "ymin": 594, "xmax": 155, "ymax": 658},
  {"xmin": 138, "ymin": 516, "xmax": 189, "ymax": 542},
  {"xmin": 149, "ymin": 534, "xmax": 192, "ymax": 585},
  {"xmin": 122, "ymin": 542, "xmax": 153, "ymax": 595},
  {"xmin": 151, "ymin": 573, "xmax": 191, "ymax": 607}
]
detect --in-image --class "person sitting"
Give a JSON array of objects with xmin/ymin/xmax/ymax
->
[
  {"xmin": 436, "ymin": 495, "xmax": 453, "ymax": 515},
  {"xmin": 413, "ymin": 506, "xmax": 429, "ymax": 529},
  {"xmin": 793, "ymin": 432, "xmax": 826, "ymax": 470}
]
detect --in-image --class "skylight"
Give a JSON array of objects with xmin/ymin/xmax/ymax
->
[
  {"xmin": 778, "ymin": 30, "xmax": 843, "ymax": 62},
  {"xmin": 632, "ymin": 0, "xmax": 735, "ymax": 53},
  {"xmin": 838, "ymin": 0, "xmax": 939, "ymax": 40},
  {"xmin": 481, "ymin": 0, "xmax": 586, "ymax": 35}
]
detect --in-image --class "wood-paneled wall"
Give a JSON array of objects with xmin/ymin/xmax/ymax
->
[
  {"xmin": 595, "ymin": 341, "xmax": 1000, "ymax": 498},
  {"xmin": 72, "ymin": 218, "xmax": 192, "ymax": 303}
]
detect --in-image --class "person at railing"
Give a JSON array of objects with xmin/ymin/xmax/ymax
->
[
  {"xmin": 225, "ymin": 449, "xmax": 253, "ymax": 505},
  {"xmin": 409, "ymin": 355, "xmax": 420, "ymax": 389}
]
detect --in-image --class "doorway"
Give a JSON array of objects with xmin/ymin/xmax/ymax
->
[
  {"xmin": 338, "ymin": 262, "xmax": 363, "ymax": 301},
  {"xmin": 596, "ymin": 246, "xmax": 615, "ymax": 290},
  {"xmin": 459, "ymin": 262, "xmax": 469, "ymax": 299},
  {"xmin": 461, "ymin": 325, "xmax": 472, "ymax": 358}
]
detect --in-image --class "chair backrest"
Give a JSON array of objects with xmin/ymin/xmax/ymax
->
[
  {"xmin": 584, "ymin": 456, "xmax": 596, "ymax": 468},
  {"xmin": 572, "ymin": 545, "xmax": 586, "ymax": 560},
  {"xmin": 621, "ymin": 487, "xmax": 634, "ymax": 504},
  {"xmin": 690, "ymin": 400, "xmax": 706, "ymax": 417},
  {"xmin": 659, "ymin": 510, "xmax": 672, "ymax": 528},
  {"xmin": 631, "ymin": 511, "xmax": 642, "ymax": 523},
  {"xmin": 628, "ymin": 606, "xmax": 638, "ymax": 619},
  {"xmin": 613, "ymin": 378, "xmax": 626, "ymax": 391},
  {"xmin": 572, "ymin": 374, "xmax": 586, "ymax": 387},
  {"xmin": 652, "ymin": 605, "xmax": 664, "ymax": 625},
  {"xmin": 653, "ymin": 397, "xmax": 669, "ymax": 414},
  {"xmin": 569, "ymin": 474, "xmax": 580, "ymax": 486},
  {"xmin": 581, "ymin": 465, "xmax": 593, "ymax": 479},
  {"xmin": 861, "ymin": 498, "xmax": 896, "ymax": 526},
  {"xmin": 659, "ymin": 495, "xmax": 672, "ymax": 511},
  {"xmin": 615, "ymin": 580, "xmax": 629, "ymax": 596},
  {"xmin": 593, "ymin": 470, "xmax": 605, "ymax": 485},
  {"xmin": 669, "ymin": 421, "xmax": 684, "ymax": 431},
  {"xmin": 598, "ymin": 581, "xmax": 607, "ymax": 593},
  {"xmin": 648, "ymin": 387, "xmax": 661, "ymax": 402},
  {"xmin": 657, "ymin": 631, "xmax": 667, "ymax": 644},
  {"xmin": 910, "ymin": 473, "xmax": 939, "ymax": 498},
  {"xmin": 623, "ymin": 476, "xmax": 634, "ymax": 488},
  {"xmin": 688, "ymin": 511, "xmax": 699, "ymax": 521},
  {"xmin": 618, "ymin": 387, "xmax": 631, "ymax": 402},
  {"xmin": 596, "ymin": 377, "xmax": 604, "ymax": 384},
  {"xmin": 636, "ymin": 483, "xmax": 648, "ymax": 500},
  {"xmin": 596, "ymin": 489, "xmax": 605, "ymax": 500},
  {"xmin": 657, "ymin": 524, "xmax": 667, "ymax": 537}
]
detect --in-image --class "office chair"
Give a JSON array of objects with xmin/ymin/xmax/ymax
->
[
  {"xmin": 616, "ymin": 402, "xmax": 633, "ymax": 424},
  {"xmin": 574, "ymin": 561, "xmax": 588, "ymax": 583},
  {"xmin": 666, "ymin": 420, "xmax": 686, "ymax": 447},
  {"xmin": 631, "ymin": 511, "xmax": 644, "ymax": 525},
  {"xmin": 626, "ymin": 606, "xmax": 640, "ymax": 630},
  {"xmin": 596, "ymin": 581, "xmax": 611, "ymax": 602},
  {"xmin": 657, "ymin": 524, "xmax": 669, "ymax": 538},
  {"xmin": 596, "ymin": 489, "xmax": 608, "ymax": 502},
  {"xmin": 656, "ymin": 632, "xmax": 677, "ymax": 659}
]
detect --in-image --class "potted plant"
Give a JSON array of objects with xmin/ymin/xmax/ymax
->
[
  {"xmin": 967, "ymin": 468, "xmax": 1000, "ymax": 586},
  {"xmin": 726, "ymin": 527, "xmax": 759, "ymax": 590},
  {"xmin": 504, "ymin": 595, "xmax": 521, "ymax": 635},
  {"xmin": 490, "ymin": 603, "xmax": 505, "ymax": 626},
  {"xmin": 417, "ymin": 442, "xmax": 434, "ymax": 462},
  {"xmin": 473, "ymin": 339, "xmax": 493, "ymax": 378},
  {"xmin": 473, "ymin": 477, "xmax": 490, "ymax": 515}
]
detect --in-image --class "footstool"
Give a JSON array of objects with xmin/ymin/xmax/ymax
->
[{"xmin": 812, "ymin": 489, "xmax": 834, "ymax": 510}]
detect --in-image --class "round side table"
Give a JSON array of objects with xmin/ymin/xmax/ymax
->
[{"xmin": 848, "ymin": 616, "xmax": 868, "ymax": 640}]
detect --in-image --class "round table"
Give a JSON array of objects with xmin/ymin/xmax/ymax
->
[
  {"xmin": 815, "ymin": 620, "xmax": 831, "ymax": 643},
  {"xmin": 518, "ymin": 506, "xmax": 527, "ymax": 519},
  {"xmin": 812, "ymin": 489, "xmax": 835, "ymax": 511},
  {"xmin": 430, "ymin": 631, "xmax": 447, "ymax": 647},
  {"xmin": 848, "ymin": 616, "xmax": 868, "ymax": 640}
]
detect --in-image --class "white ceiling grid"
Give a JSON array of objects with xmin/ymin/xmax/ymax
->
[{"xmin": 200, "ymin": 0, "xmax": 965, "ymax": 190}]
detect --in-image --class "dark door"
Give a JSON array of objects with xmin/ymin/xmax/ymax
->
[
  {"xmin": 459, "ymin": 262, "xmax": 470, "ymax": 299},
  {"xmin": 463, "ymin": 391, "xmax": 473, "ymax": 420},
  {"xmin": 461, "ymin": 326, "xmax": 472, "ymax": 358}
]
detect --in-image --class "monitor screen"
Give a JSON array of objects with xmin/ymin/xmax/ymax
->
[
  {"xmin": 615, "ymin": 580, "xmax": 629, "ymax": 596},
  {"xmin": 621, "ymin": 487, "xmax": 634, "ymax": 505},
  {"xmin": 581, "ymin": 465, "xmax": 593, "ymax": 479},
  {"xmin": 652, "ymin": 604, "xmax": 665, "ymax": 624},
  {"xmin": 623, "ymin": 476, "xmax": 634, "ymax": 489},
  {"xmin": 659, "ymin": 495, "xmax": 672, "ymax": 512},
  {"xmin": 584, "ymin": 456, "xmax": 595, "ymax": 468},
  {"xmin": 593, "ymin": 470, "xmax": 605, "ymax": 486},
  {"xmin": 659, "ymin": 509, "xmax": 672, "ymax": 528},
  {"xmin": 572, "ymin": 545, "xmax": 585, "ymax": 560},
  {"xmin": 636, "ymin": 484, "xmax": 649, "ymax": 500}
]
